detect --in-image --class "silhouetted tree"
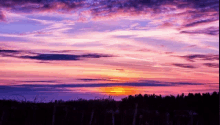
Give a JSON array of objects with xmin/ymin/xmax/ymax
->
[{"xmin": 0, "ymin": 92, "xmax": 218, "ymax": 125}]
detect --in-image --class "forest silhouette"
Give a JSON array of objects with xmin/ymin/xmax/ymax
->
[{"xmin": 0, "ymin": 92, "xmax": 219, "ymax": 125}]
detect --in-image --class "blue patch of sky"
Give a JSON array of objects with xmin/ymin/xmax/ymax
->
[
  {"xmin": 183, "ymin": 46, "xmax": 219, "ymax": 54},
  {"xmin": 0, "ymin": 36, "xmax": 29, "ymax": 42},
  {"xmin": 63, "ymin": 21, "xmax": 120, "ymax": 35},
  {"xmin": 135, "ymin": 20, "xmax": 153, "ymax": 27},
  {"xmin": 119, "ymin": 18, "xmax": 152, "ymax": 28},
  {"xmin": 0, "ymin": 21, "xmax": 46, "ymax": 34},
  {"xmin": 133, "ymin": 37, "xmax": 219, "ymax": 54},
  {"xmin": 64, "ymin": 19, "xmax": 151, "ymax": 35},
  {"xmin": 202, "ymin": 41, "xmax": 219, "ymax": 50},
  {"xmin": 134, "ymin": 37, "xmax": 188, "ymax": 51}
]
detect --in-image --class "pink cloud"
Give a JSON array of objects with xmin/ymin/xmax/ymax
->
[
  {"xmin": 0, "ymin": 10, "xmax": 6, "ymax": 21},
  {"xmin": 77, "ymin": 16, "xmax": 88, "ymax": 22},
  {"xmin": 0, "ymin": 0, "xmax": 218, "ymax": 32},
  {"xmin": 158, "ymin": 22, "xmax": 174, "ymax": 28}
]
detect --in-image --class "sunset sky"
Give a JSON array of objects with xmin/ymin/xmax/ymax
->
[{"xmin": 0, "ymin": 0, "xmax": 219, "ymax": 102}]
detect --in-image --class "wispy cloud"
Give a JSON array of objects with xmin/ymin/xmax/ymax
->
[
  {"xmin": 172, "ymin": 63, "xmax": 196, "ymax": 69},
  {"xmin": 180, "ymin": 27, "xmax": 219, "ymax": 36},
  {"xmin": 8, "ymin": 80, "xmax": 205, "ymax": 88},
  {"xmin": 0, "ymin": 10, "xmax": 6, "ymax": 21},
  {"xmin": 183, "ymin": 18, "xmax": 219, "ymax": 28},
  {"xmin": 180, "ymin": 54, "xmax": 219, "ymax": 62},
  {"xmin": 0, "ymin": 0, "xmax": 86, "ymax": 14},
  {"xmin": 115, "ymin": 68, "xmax": 124, "ymax": 71},
  {"xmin": 77, "ymin": 78, "xmax": 113, "ymax": 82},
  {"xmin": 203, "ymin": 63, "xmax": 219, "ymax": 68},
  {"xmin": 0, "ymin": 49, "xmax": 22, "ymax": 57},
  {"xmin": 21, "ymin": 53, "xmax": 113, "ymax": 61},
  {"xmin": 0, "ymin": 49, "xmax": 19, "ymax": 53},
  {"xmin": 0, "ymin": 48, "xmax": 113, "ymax": 61},
  {"xmin": 21, "ymin": 80, "xmax": 58, "ymax": 83}
]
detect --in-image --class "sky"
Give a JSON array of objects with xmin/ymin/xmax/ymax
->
[{"xmin": 0, "ymin": 0, "xmax": 219, "ymax": 102}]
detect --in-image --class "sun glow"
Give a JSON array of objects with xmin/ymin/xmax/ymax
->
[{"xmin": 99, "ymin": 86, "xmax": 138, "ymax": 96}]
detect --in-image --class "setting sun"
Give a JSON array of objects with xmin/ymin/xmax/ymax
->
[{"xmin": 99, "ymin": 86, "xmax": 138, "ymax": 96}]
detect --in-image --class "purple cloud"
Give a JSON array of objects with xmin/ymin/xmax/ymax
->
[
  {"xmin": 115, "ymin": 68, "xmax": 124, "ymax": 71},
  {"xmin": 7, "ymin": 80, "xmax": 204, "ymax": 88},
  {"xmin": 0, "ymin": 0, "xmax": 86, "ymax": 13},
  {"xmin": 183, "ymin": 18, "xmax": 219, "ymax": 28},
  {"xmin": 203, "ymin": 63, "xmax": 219, "ymax": 68},
  {"xmin": 0, "ymin": 49, "xmax": 19, "ymax": 53},
  {"xmin": 21, "ymin": 53, "xmax": 113, "ymax": 61},
  {"xmin": 21, "ymin": 80, "xmax": 58, "ymax": 83},
  {"xmin": 172, "ymin": 63, "xmax": 196, "ymax": 69},
  {"xmin": 0, "ymin": 49, "xmax": 21, "ymax": 57},
  {"xmin": 0, "ymin": 0, "xmax": 218, "ymax": 26},
  {"xmin": 180, "ymin": 27, "xmax": 219, "ymax": 36},
  {"xmin": 0, "ymin": 49, "xmax": 113, "ymax": 61},
  {"xmin": 0, "ymin": 11, "xmax": 6, "ymax": 21},
  {"xmin": 181, "ymin": 54, "xmax": 219, "ymax": 62}
]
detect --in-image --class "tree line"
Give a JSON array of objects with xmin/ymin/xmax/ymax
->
[{"xmin": 0, "ymin": 91, "xmax": 218, "ymax": 125}]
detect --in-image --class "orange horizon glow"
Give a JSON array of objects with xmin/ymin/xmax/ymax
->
[{"xmin": 99, "ymin": 86, "xmax": 138, "ymax": 96}]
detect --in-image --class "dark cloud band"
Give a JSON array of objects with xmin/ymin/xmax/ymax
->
[
  {"xmin": 21, "ymin": 53, "xmax": 113, "ymax": 61},
  {"xmin": 0, "ymin": 49, "xmax": 113, "ymax": 61},
  {"xmin": 180, "ymin": 27, "xmax": 219, "ymax": 36},
  {"xmin": 172, "ymin": 63, "xmax": 196, "ymax": 69},
  {"xmin": 180, "ymin": 54, "xmax": 219, "ymax": 62},
  {"xmin": 203, "ymin": 63, "xmax": 219, "ymax": 68},
  {"xmin": 10, "ymin": 80, "xmax": 205, "ymax": 88}
]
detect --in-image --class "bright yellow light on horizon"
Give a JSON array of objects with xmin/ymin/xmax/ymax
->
[
  {"xmin": 99, "ymin": 86, "xmax": 138, "ymax": 96},
  {"xmin": 110, "ymin": 87, "xmax": 125, "ymax": 93}
]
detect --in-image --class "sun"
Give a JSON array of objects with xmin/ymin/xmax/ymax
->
[
  {"xmin": 110, "ymin": 87, "xmax": 125, "ymax": 93},
  {"xmin": 99, "ymin": 86, "xmax": 137, "ymax": 96}
]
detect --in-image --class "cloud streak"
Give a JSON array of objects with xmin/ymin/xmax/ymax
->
[
  {"xmin": 0, "ymin": 0, "xmax": 87, "ymax": 13},
  {"xmin": 183, "ymin": 18, "xmax": 219, "ymax": 28},
  {"xmin": 172, "ymin": 63, "xmax": 196, "ymax": 69},
  {"xmin": 0, "ymin": 49, "xmax": 19, "ymax": 53},
  {"xmin": 203, "ymin": 63, "xmax": 219, "ymax": 68},
  {"xmin": 21, "ymin": 53, "xmax": 113, "ymax": 61},
  {"xmin": 21, "ymin": 80, "xmax": 58, "ymax": 83},
  {"xmin": 180, "ymin": 27, "xmax": 219, "ymax": 36},
  {"xmin": 0, "ymin": 49, "xmax": 22, "ymax": 57},
  {"xmin": 180, "ymin": 54, "xmax": 219, "ymax": 62},
  {"xmin": 9, "ymin": 80, "xmax": 205, "ymax": 88},
  {"xmin": 0, "ymin": 10, "xmax": 6, "ymax": 21},
  {"xmin": 0, "ymin": 49, "xmax": 113, "ymax": 61}
]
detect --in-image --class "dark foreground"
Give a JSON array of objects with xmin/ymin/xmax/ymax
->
[{"xmin": 0, "ymin": 92, "xmax": 219, "ymax": 125}]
